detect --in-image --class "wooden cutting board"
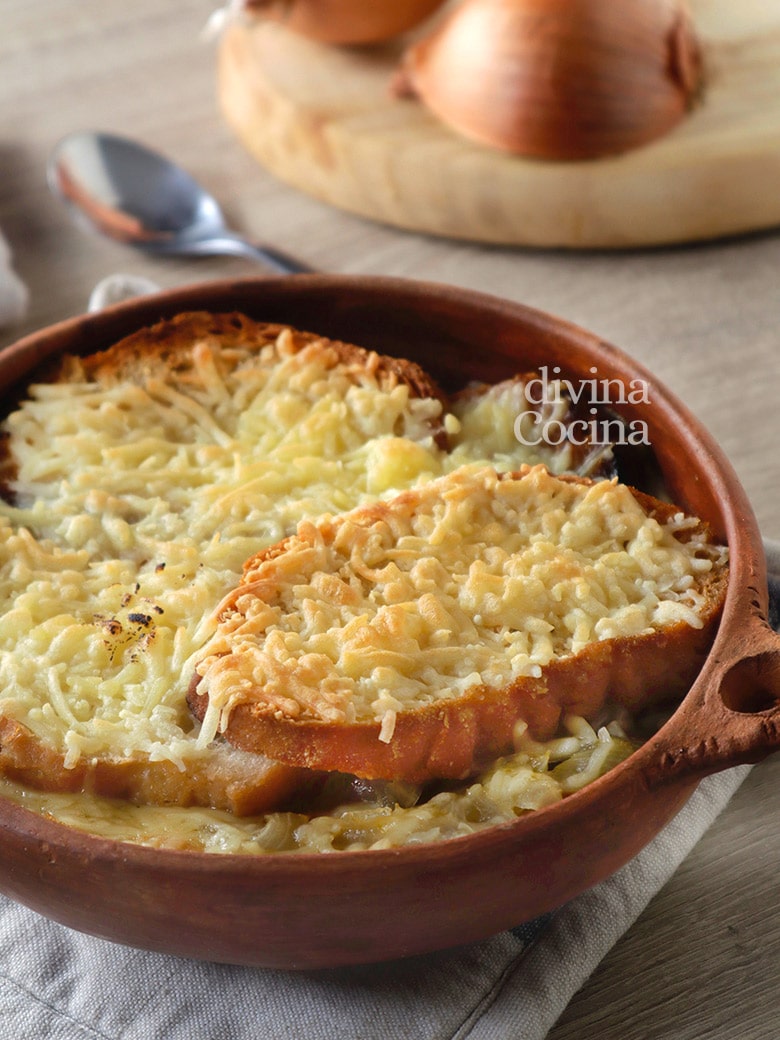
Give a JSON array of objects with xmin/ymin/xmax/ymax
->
[{"xmin": 217, "ymin": 0, "xmax": 780, "ymax": 248}]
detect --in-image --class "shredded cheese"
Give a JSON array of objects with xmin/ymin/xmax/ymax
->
[
  {"xmin": 0, "ymin": 333, "xmax": 575, "ymax": 775},
  {"xmin": 195, "ymin": 465, "xmax": 725, "ymax": 738}
]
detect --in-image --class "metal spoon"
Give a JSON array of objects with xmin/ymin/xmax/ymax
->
[{"xmin": 47, "ymin": 131, "xmax": 310, "ymax": 274}]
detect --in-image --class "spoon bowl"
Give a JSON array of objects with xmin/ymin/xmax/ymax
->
[{"xmin": 48, "ymin": 131, "xmax": 309, "ymax": 274}]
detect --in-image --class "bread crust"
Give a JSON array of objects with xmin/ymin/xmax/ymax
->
[
  {"xmin": 0, "ymin": 716, "xmax": 311, "ymax": 816},
  {"xmin": 189, "ymin": 467, "xmax": 728, "ymax": 783},
  {"xmin": 53, "ymin": 310, "xmax": 448, "ymax": 428}
]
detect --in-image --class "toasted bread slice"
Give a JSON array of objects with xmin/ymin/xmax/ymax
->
[
  {"xmin": 52, "ymin": 310, "xmax": 447, "ymax": 429},
  {"xmin": 0, "ymin": 312, "xmax": 450, "ymax": 814},
  {"xmin": 0, "ymin": 716, "xmax": 311, "ymax": 816},
  {"xmin": 189, "ymin": 465, "xmax": 728, "ymax": 783}
]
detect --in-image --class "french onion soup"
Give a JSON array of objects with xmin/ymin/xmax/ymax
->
[{"xmin": 0, "ymin": 312, "xmax": 727, "ymax": 852}]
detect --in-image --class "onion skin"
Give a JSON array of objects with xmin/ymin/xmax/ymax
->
[
  {"xmin": 393, "ymin": 0, "xmax": 703, "ymax": 160},
  {"xmin": 244, "ymin": 0, "xmax": 447, "ymax": 45}
]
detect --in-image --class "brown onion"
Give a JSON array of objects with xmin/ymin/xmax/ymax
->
[
  {"xmin": 393, "ymin": 0, "xmax": 703, "ymax": 160},
  {"xmin": 243, "ymin": 0, "xmax": 447, "ymax": 45}
]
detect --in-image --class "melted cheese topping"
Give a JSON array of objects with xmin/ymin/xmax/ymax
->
[
  {"xmin": 196, "ymin": 465, "xmax": 723, "ymax": 743},
  {"xmin": 0, "ymin": 332, "xmax": 576, "ymax": 776}
]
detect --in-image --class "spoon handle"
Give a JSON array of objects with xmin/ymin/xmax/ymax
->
[
  {"xmin": 202, "ymin": 233, "xmax": 313, "ymax": 274},
  {"xmin": 250, "ymin": 245, "xmax": 314, "ymax": 275}
]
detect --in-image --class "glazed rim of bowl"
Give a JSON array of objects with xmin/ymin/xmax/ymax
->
[{"xmin": 0, "ymin": 277, "xmax": 769, "ymax": 898}]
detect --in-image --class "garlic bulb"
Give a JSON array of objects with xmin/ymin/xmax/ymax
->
[
  {"xmin": 393, "ymin": 0, "xmax": 702, "ymax": 160},
  {"xmin": 243, "ymin": 0, "xmax": 447, "ymax": 45}
]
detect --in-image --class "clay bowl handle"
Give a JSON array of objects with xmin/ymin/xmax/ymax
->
[{"xmin": 644, "ymin": 600, "xmax": 780, "ymax": 787}]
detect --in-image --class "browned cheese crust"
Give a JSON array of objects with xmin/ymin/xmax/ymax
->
[{"xmin": 189, "ymin": 467, "xmax": 728, "ymax": 784}]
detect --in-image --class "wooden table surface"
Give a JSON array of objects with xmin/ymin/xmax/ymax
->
[{"xmin": 1, "ymin": 2, "xmax": 779, "ymax": 1036}]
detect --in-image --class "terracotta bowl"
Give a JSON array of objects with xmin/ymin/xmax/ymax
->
[{"xmin": 0, "ymin": 275, "xmax": 778, "ymax": 970}]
